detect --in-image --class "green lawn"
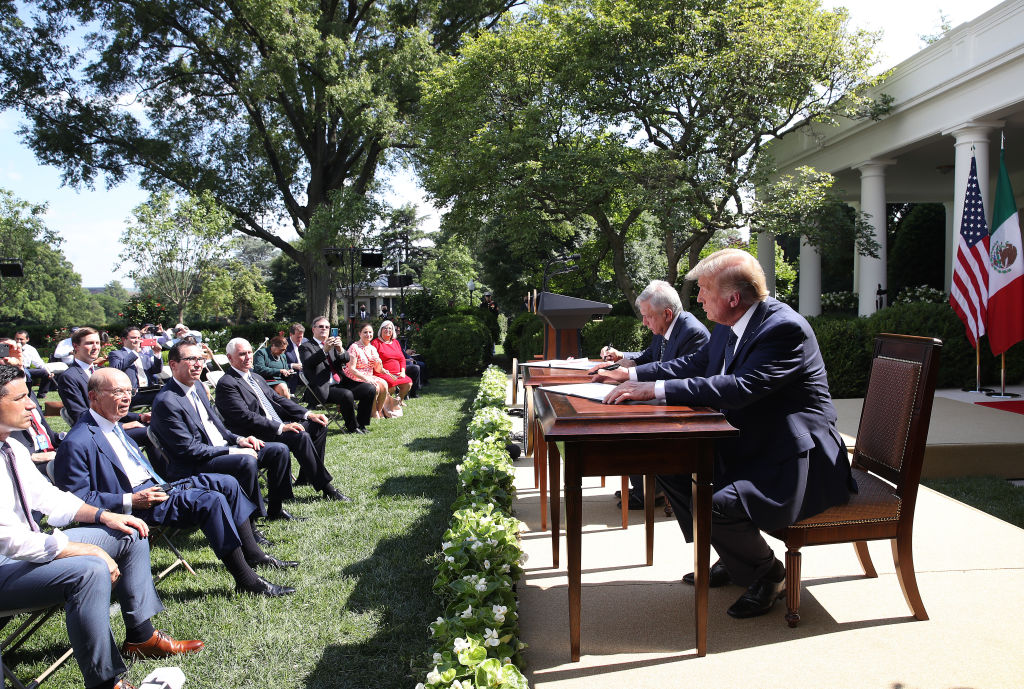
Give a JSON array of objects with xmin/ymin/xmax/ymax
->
[
  {"xmin": 12, "ymin": 379, "xmax": 475, "ymax": 688},
  {"xmin": 923, "ymin": 476, "xmax": 1024, "ymax": 529}
]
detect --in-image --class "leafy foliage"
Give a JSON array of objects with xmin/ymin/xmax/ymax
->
[
  {"xmin": 419, "ymin": 315, "xmax": 493, "ymax": 378},
  {"xmin": 581, "ymin": 316, "xmax": 649, "ymax": 358},
  {"xmin": 118, "ymin": 294, "xmax": 171, "ymax": 328}
]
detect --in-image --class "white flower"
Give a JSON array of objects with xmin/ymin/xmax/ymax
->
[
  {"xmin": 484, "ymin": 628, "xmax": 500, "ymax": 647},
  {"xmin": 435, "ymin": 616, "xmax": 445, "ymax": 624},
  {"xmin": 445, "ymin": 555, "xmax": 455, "ymax": 563},
  {"xmin": 502, "ymin": 657, "xmax": 511, "ymax": 664},
  {"xmin": 426, "ymin": 666, "xmax": 441, "ymax": 684},
  {"xmin": 453, "ymin": 636, "xmax": 471, "ymax": 652},
  {"xmin": 487, "ymin": 538, "xmax": 498, "ymax": 546},
  {"xmin": 471, "ymin": 541, "xmax": 482, "ymax": 550},
  {"xmin": 432, "ymin": 652, "xmax": 442, "ymax": 663},
  {"xmin": 474, "ymin": 579, "xmax": 488, "ymax": 592},
  {"xmin": 518, "ymin": 552, "xmax": 529, "ymax": 564},
  {"xmin": 442, "ymin": 541, "xmax": 453, "ymax": 550},
  {"xmin": 483, "ymin": 559, "xmax": 490, "ymax": 570},
  {"xmin": 501, "ymin": 564, "xmax": 511, "ymax": 573},
  {"xmin": 460, "ymin": 605, "xmax": 473, "ymax": 619},
  {"xmin": 492, "ymin": 604, "xmax": 507, "ymax": 623},
  {"xmin": 416, "ymin": 684, "xmax": 425, "ymax": 689}
]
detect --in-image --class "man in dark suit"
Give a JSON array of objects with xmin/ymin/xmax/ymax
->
[
  {"xmin": 597, "ymin": 249, "xmax": 855, "ymax": 619},
  {"xmin": 107, "ymin": 327, "xmax": 163, "ymax": 407},
  {"xmin": 57, "ymin": 327, "xmax": 153, "ymax": 454},
  {"xmin": 216, "ymin": 337, "xmax": 349, "ymax": 502},
  {"xmin": 54, "ymin": 368, "xmax": 296, "ymax": 597},
  {"xmin": 149, "ymin": 341, "xmax": 297, "ymax": 521},
  {"xmin": 284, "ymin": 323, "xmax": 307, "ymax": 394},
  {"xmin": 598, "ymin": 279, "xmax": 710, "ymax": 509},
  {"xmin": 298, "ymin": 317, "xmax": 375, "ymax": 434}
]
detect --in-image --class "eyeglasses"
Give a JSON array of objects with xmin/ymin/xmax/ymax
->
[
  {"xmin": 101, "ymin": 388, "xmax": 132, "ymax": 399},
  {"xmin": 313, "ymin": 324, "xmax": 330, "ymax": 329},
  {"xmin": 177, "ymin": 356, "xmax": 205, "ymax": 364}
]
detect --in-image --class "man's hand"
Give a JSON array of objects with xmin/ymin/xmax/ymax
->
[
  {"xmin": 30, "ymin": 451, "xmax": 56, "ymax": 463},
  {"xmin": 603, "ymin": 381, "xmax": 656, "ymax": 404},
  {"xmin": 281, "ymin": 422, "xmax": 304, "ymax": 434},
  {"xmin": 150, "ymin": 342, "xmax": 162, "ymax": 353},
  {"xmin": 290, "ymin": 362, "xmax": 303, "ymax": 371},
  {"xmin": 93, "ymin": 355, "xmax": 108, "ymax": 367},
  {"xmin": 56, "ymin": 541, "xmax": 121, "ymax": 583},
  {"xmin": 238, "ymin": 435, "xmax": 265, "ymax": 451},
  {"xmin": 100, "ymin": 511, "xmax": 150, "ymax": 539},
  {"xmin": 600, "ymin": 346, "xmax": 623, "ymax": 362},
  {"xmin": 121, "ymin": 421, "xmax": 144, "ymax": 430},
  {"xmin": 308, "ymin": 413, "xmax": 328, "ymax": 427},
  {"xmin": 138, "ymin": 412, "xmax": 152, "ymax": 424},
  {"xmin": 132, "ymin": 486, "xmax": 169, "ymax": 510},
  {"xmin": 588, "ymin": 365, "xmax": 630, "ymax": 384}
]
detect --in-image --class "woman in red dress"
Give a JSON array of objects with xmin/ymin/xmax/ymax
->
[{"xmin": 371, "ymin": 320, "xmax": 413, "ymax": 408}]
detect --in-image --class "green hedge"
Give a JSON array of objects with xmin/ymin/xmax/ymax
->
[
  {"xmin": 417, "ymin": 315, "xmax": 493, "ymax": 377},
  {"xmin": 580, "ymin": 316, "xmax": 650, "ymax": 358}
]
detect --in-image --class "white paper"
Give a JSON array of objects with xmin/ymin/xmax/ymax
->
[
  {"xmin": 537, "ymin": 382, "xmax": 617, "ymax": 401},
  {"xmin": 520, "ymin": 359, "xmax": 598, "ymax": 371}
]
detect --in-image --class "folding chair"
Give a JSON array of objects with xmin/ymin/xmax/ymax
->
[
  {"xmin": 1, "ymin": 604, "xmax": 72, "ymax": 689},
  {"xmin": 296, "ymin": 371, "xmax": 345, "ymax": 433},
  {"xmin": 144, "ymin": 429, "xmax": 198, "ymax": 582}
]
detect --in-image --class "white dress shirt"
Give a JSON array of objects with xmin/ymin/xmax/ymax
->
[
  {"xmin": 0, "ymin": 439, "xmax": 84, "ymax": 564},
  {"xmin": 20, "ymin": 343, "xmax": 46, "ymax": 370},
  {"xmin": 52, "ymin": 337, "xmax": 75, "ymax": 365},
  {"xmin": 88, "ymin": 410, "xmax": 150, "ymax": 513},
  {"xmin": 170, "ymin": 378, "xmax": 242, "ymax": 452}
]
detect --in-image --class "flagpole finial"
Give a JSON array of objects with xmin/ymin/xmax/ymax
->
[{"xmin": 1002, "ymin": 130, "xmax": 1006, "ymax": 150}]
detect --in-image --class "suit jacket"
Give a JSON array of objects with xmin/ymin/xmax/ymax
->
[
  {"xmin": 52, "ymin": 412, "xmax": 165, "ymax": 511},
  {"xmin": 108, "ymin": 347, "xmax": 162, "ymax": 393},
  {"xmin": 635, "ymin": 297, "xmax": 854, "ymax": 531},
  {"xmin": 150, "ymin": 379, "xmax": 240, "ymax": 475},
  {"xmin": 298, "ymin": 339, "xmax": 349, "ymax": 403},
  {"xmin": 57, "ymin": 363, "xmax": 143, "ymax": 426},
  {"xmin": 285, "ymin": 339, "xmax": 306, "ymax": 366},
  {"xmin": 628, "ymin": 311, "xmax": 709, "ymax": 365},
  {"xmin": 214, "ymin": 367, "xmax": 310, "ymax": 438}
]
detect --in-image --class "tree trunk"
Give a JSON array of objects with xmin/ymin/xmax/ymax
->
[{"xmin": 304, "ymin": 260, "xmax": 335, "ymax": 323}]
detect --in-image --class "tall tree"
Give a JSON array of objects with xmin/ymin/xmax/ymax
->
[
  {"xmin": 0, "ymin": 0, "xmax": 519, "ymax": 320},
  {"xmin": 118, "ymin": 189, "xmax": 233, "ymax": 322}
]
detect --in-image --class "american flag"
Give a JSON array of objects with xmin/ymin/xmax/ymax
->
[{"xmin": 950, "ymin": 155, "xmax": 989, "ymax": 347}]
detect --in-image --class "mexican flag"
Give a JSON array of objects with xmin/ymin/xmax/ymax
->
[{"xmin": 987, "ymin": 148, "xmax": 1024, "ymax": 356}]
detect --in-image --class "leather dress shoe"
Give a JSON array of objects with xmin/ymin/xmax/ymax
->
[
  {"xmin": 323, "ymin": 485, "xmax": 352, "ymax": 502},
  {"xmin": 113, "ymin": 680, "xmax": 136, "ymax": 689},
  {"xmin": 251, "ymin": 527, "xmax": 273, "ymax": 547},
  {"xmin": 727, "ymin": 574, "xmax": 786, "ymax": 619},
  {"xmin": 616, "ymin": 494, "xmax": 644, "ymax": 510},
  {"xmin": 247, "ymin": 555, "xmax": 299, "ymax": 569},
  {"xmin": 121, "ymin": 630, "xmax": 204, "ymax": 659},
  {"xmin": 354, "ymin": 427, "xmax": 368, "ymax": 434},
  {"xmin": 236, "ymin": 575, "xmax": 296, "ymax": 597},
  {"xmin": 266, "ymin": 508, "xmax": 306, "ymax": 522},
  {"xmin": 682, "ymin": 559, "xmax": 732, "ymax": 587}
]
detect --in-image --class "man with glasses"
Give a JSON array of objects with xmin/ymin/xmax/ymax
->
[
  {"xmin": 298, "ymin": 317, "xmax": 374, "ymax": 434},
  {"xmin": 149, "ymin": 342, "xmax": 296, "ymax": 521}
]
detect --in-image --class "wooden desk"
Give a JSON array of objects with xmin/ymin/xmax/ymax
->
[{"xmin": 534, "ymin": 389, "xmax": 738, "ymax": 661}]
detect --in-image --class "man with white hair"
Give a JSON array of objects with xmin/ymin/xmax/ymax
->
[
  {"xmin": 596, "ymin": 279, "xmax": 709, "ymax": 509},
  {"xmin": 216, "ymin": 338, "xmax": 349, "ymax": 503}
]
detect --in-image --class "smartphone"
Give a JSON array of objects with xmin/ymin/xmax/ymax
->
[
  {"xmin": 140, "ymin": 338, "xmax": 158, "ymax": 347},
  {"xmin": 330, "ymin": 327, "xmax": 339, "ymax": 338},
  {"xmin": 0, "ymin": 343, "xmax": 9, "ymax": 358}
]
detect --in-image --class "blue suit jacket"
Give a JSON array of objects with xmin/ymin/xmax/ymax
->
[
  {"xmin": 108, "ymin": 347, "xmax": 162, "ymax": 393},
  {"xmin": 636, "ymin": 297, "xmax": 854, "ymax": 531},
  {"xmin": 214, "ymin": 367, "xmax": 310, "ymax": 437},
  {"xmin": 150, "ymin": 379, "xmax": 240, "ymax": 477},
  {"xmin": 57, "ymin": 363, "xmax": 143, "ymax": 426},
  {"xmin": 628, "ymin": 311, "xmax": 709, "ymax": 365}
]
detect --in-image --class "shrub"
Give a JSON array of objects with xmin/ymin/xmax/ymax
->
[
  {"xmin": 516, "ymin": 317, "xmax": 544, "ymax": 362},
  {"xmin": 807, "ymin": 315, "xmax": 872, "ymax": 398},
  {"xmin": 581, "ymin": 316, "xmax": 649, "ymax": 358},
  {"xmin": 419, "ymin": 315, "xmax": 493, "ymax": 378},
  {"xmin": 820, "ymin": 291, "xmax": 858, "ymax": 315},
  {"xmin": 473, "ymin": 366, "xmax": 507, "ymax": 410},
  {"xmin": 502, "ymin": 313, "xmax": 540, "ymax": 359}
]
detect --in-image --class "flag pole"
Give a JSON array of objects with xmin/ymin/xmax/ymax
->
[
  {"xmin": 986, "ymin": 353, "xmax": 1021, "ymax": 399},
  {"xmin": 962, "ymin": 343, "xmax": 992, "ymax": 393}
]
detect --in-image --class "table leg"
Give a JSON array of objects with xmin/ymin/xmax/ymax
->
[
  {"xmin": 620, "ymin": 476, "xmax": 629, "ymax": 529},
  {"xmin": 564, "ymin": 446, "xmax": 583, "ymax": 662},
  {"xmin": 692, "ymin": 458, "xmax": 712, "ymax": 657},
  {"xmin": 536, "ymin": 419, "xmax": 548, "ymax": 531},
  {"xmin": 644, "ymin": 474, "xmax": 655, "ymax": 566},
  {"xmin": 549, "ymin": 440, "xmax": 562, "ymax": 569}
]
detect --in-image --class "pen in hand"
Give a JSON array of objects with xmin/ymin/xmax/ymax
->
[{"xmin": 589, "ymin": 363, "xmax": 620, "ymax": 375}]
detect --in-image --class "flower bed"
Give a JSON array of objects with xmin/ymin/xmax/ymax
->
[{"xmin": 417, "ymin": 366, "xmax": 530, "ymax": 689}]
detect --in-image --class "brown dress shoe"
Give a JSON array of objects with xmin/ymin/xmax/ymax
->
[
  {"xmin": 113, "ymin": 680, "xmax": 136, "ymax": 689},
  {"xmin": 121, "ymin": 629, "xmax": 204, "ymax": 659}
]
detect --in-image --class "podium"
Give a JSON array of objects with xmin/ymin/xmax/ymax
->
[{"xmin": 536, "ymin": 292, "xmax": 612, "ymax": 359}]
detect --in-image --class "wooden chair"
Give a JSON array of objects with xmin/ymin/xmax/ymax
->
[
  {"xmin": 144, "ymin": 428, "xmax": 198, "ymax": 582},
  {"xmin": 1, "ymin": 605, "xmax": 73, "ymax": 689},
  {"xmin": 772, "ymin": 333, "xmax": 942, "ymax": 628}
]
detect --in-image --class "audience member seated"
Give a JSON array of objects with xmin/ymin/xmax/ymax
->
[
  {"xmin": 215, "ymin": 338, "xmax": 349, "ymax": 503},
  {"xmin": 345, "ymin": 322, "xmax": 398, "ymax": 419},
  {"xmin": 50, "ymin": 326, "xmax": 79, "ymax": 364},
  {"xmin": 149, "ymin": 341, "xmax": 296, "ymax": 521},
  {"xmin": 253, "ymin": 336, "xmax": 295, "ymax": 398},
  {"xmin": 283, "ymin": 323, "xmax": 306, "ymax": 394},
  {"xmin": 156, "ymin": 323, "xmax": 202, "ymax": 349},
  {"xmin": 53, "ymin": 368, "xmax": 295, "ymax": 598},
  {"xmin": 0, "ymin": 365, "xmax": 203, "ymax": 689},
  {"xmin": 107, "ymin": 327, "xmax": 163, "ymax": 407},
  {"xmin": 403, "ymin": 345, "xmax": 428, "ymax": 399},
  {"xmin": 14, "ymin": 330, "xmax": 55, "ymax": 396},
  {"xmin": 298, "ymin": 317, "xmax": 374, "ymax": 434},
  {"xmin": 57, "ymin": 327, "xmax": 154, "ymax": 456},
  {"xmin": 370, "ymin": 321, "xmax": 413, "ymax": 407}
]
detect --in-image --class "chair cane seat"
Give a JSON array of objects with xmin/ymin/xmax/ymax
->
[{"xmin": 789, "ymin": 469, "xmax": 900, "ymax": 529}]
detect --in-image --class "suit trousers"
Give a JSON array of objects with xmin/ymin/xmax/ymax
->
[
  {"xmin": 0, "ymin": 526, "xmax": 162, "ymax": 687},
  {"xmin": 333, "ymin": 378, "xmax": 376, "ymax": 430},
  {"xmin": 658, "ymin": 476, "xmax": 779, "ymax": 587},
  {"xmin": 198, "ymin": 442, "xmax": 291, "ymax": 516},
  {"xmin": 26, "ymin": 368, "xmax": 52, "ymax": 396},
  {"xmin": 271, "ymin": 422, "xmax": 331, "ymax": 490},
  {"xmin": 139, "ymin": 474, "xmax": 257, "ymax": 557}
]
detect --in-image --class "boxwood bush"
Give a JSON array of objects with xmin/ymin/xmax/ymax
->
[
  {"xmin": 580, "ymin": 316, "xmax": 650, "ymax": 358},
  {"xmin": 502, "ymin": 313, "xmax": 540, "ymax": 361},
  {"xmin": 418, "ymin": 315, "xmax": 493, "ymax": 378}
]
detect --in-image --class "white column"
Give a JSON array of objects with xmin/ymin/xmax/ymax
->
[
  {"xmin": 757, "ymin": 230, "xmax": 776, "ymax": 297},
  {"xmin": 943, "ymin": 121, "xmax": 1002, "ymax": 288},
  {"xmin": 853, "ymin": 160, "xmax": 895, "ymax": 316},
  {"xmin": 943, "ymin": 200, "xmax": 955, "ymax": 292},
  {"xmin": 847, "ymin": 200, "xmax": 861, "ymax": 294},
  {"xmin": 798, "ymin": 236, "xmax": 821, "ymax": 316}
]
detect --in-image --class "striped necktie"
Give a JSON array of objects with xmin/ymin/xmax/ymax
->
[
  {"xmin": 245, "ymin": 374, "xmax": 282, "ymax": 424},
  {"xmin": 3, "ymin": 442, "xmax": 39, "ymax": 532},
  {"xmin": 113, "ymin": 423, "xmax": 164, "ymax": 484}
]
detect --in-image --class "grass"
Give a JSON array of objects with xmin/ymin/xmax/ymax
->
[
  {"xmin": 11, "ymin": 378, "xmax": 476, "ymax": 688},
  {"xmin": 923, "ymin": 476, "xmax": 1024, "ymax": 529}
]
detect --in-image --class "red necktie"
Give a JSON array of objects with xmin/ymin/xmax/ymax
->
[{"xmin": 30, "ymin": 410, "xmax": 53, "ymax": 452}]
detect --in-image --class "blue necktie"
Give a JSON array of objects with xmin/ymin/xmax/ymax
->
[
  {"xmin": 723, "ymin": 330, "xmax": 738, "ymax": 373},
  {"xmin": 657, "ymin": 336, "xmax": 666, "ymax": 362},
  {"xmin": 113, "ymin": 423, "xmax": 164, "ymax": 484}
]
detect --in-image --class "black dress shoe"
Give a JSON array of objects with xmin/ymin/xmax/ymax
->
[
  {"xmin": 251, "ymin": 528, "xmax": 274, "ymax": 547},
  {"xmin": 322, "ymin": 486, "xmax": 352, "ymax": 502},
  {"xmin": 354, "ymin": 427, "xmax": 368, "ymax": 434},
  {"xmin": 727, "ymin": 574, "xmax": 786, "ymax": 619},
  {"xmin": 616, "ymin": 494, "xmax": 644, "ymax": 510},
  {"xmin": 236, "ymin": 576, "xmax": 296, "ymax": 597},
  {"xmin": 266, "ymin": 508, "xmax": 306, "ymax": 522},
  {"xmin": 682, "ymin": 559, "xmax": 732, "ymax": 587},
  {"xmin": 247, "ymin": 556, "xmax": 299, "ymax": 569}
]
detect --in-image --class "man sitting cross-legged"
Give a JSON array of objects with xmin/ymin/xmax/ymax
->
[
  {"xmin": 54, "ymin": 368, "xmax": 296, "ymax": 597},
  {"xmin": 149, "ymin": 341, "xmax": 297, "ymax": 522},
  {"xmin": 0, "ymin": 365, "xmax": 203, "ymax": 689},
  {"xmin": 215, "ymin": 338, "xmax": 350, "ymax": 502}
]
